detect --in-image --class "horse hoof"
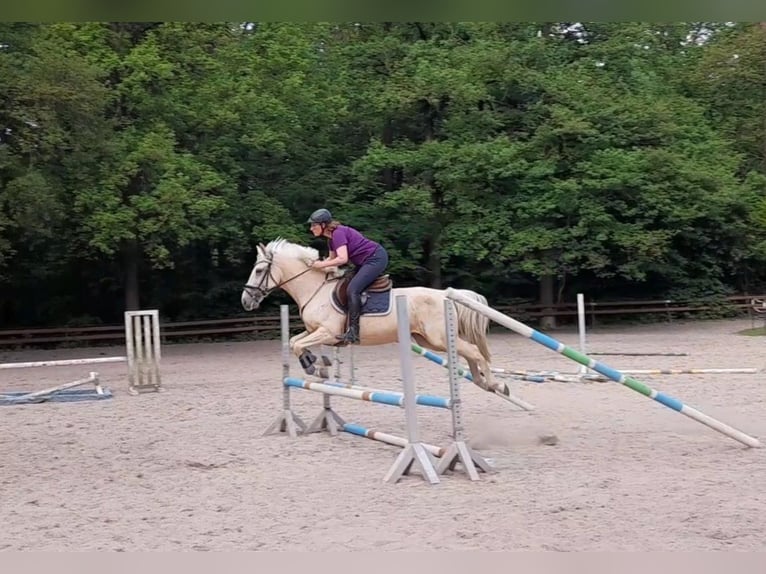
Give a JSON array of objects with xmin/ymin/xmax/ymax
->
[
  {"xmin": 299, "ymin": 350, "xmax": 317, "ymax": 370},
  {"xmin": 318, "ymin": 366, "xmax": 330, "ymax": 379},
  {"xmin": 493, "ymin": 383, "xmax": 510, "ymax": 396},
  {"xmin": 320, "ymin": 354, "xmax": 332, "ymax": 366}
]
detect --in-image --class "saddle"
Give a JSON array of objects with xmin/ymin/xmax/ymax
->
[{"xmin": 331, "ymin": 271, "xmax": 393, "ymax": 311}]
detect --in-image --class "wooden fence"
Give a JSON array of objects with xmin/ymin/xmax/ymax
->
[{"xmin": 1, "ymin": 294, "xmax": 764, "ymax": 349}]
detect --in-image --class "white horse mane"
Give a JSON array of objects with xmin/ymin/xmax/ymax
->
[{"xmin": 262, "ymin": 238, "xmax": 319, "ymax": 264}]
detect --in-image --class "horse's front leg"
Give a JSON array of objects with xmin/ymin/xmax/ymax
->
[
  {"xmin": 289, "ymin": 330, "xmax": 310, "ymax": 352},
  {"xmin": 293, "ymin": 327, "xmax": 341, "ymax": 379}
]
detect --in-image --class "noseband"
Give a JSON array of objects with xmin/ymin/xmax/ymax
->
[{"xmin": 243, "ymin": 257, "xmax": 312, "ymax": 301}]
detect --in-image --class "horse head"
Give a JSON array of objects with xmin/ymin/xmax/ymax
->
[{"xmin": 241, "ymin": 238, "xmax": 320, "ymax": 311}]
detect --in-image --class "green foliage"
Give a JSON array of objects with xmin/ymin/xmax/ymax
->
[{"xmin": 2, "ymin": 21, "xmax": 765, "ymax": 327}]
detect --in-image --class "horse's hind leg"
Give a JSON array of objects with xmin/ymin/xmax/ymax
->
[
  {"xmin": 454, "ymin": 338, "xmax": 500, "ymax": 393},
  {"xmin": 415, "ymin": 333, "xmax": 500, "ymax": 394}
]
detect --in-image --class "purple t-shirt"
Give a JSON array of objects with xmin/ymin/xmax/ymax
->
[{"xmin": 329, "ymin": 225, "xmax": 380, "ymax": 266}]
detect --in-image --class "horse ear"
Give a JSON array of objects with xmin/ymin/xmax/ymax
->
[{"xmin": 256, "ymin": 243, "xmax": 266, "ymax": 259}]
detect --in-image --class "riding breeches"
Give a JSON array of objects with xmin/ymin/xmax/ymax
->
[{"xmin": 346, "ymin": 245, "xmax": 389, "ymax": 308}]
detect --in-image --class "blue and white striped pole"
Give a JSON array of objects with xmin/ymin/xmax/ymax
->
[
  {"xmin": 284, "ymin": 377, "xmax": 452, "ymax": 409},
  {"xmin": 409, "ymin": 342, "xmax": 536, "ymax": 411},
  {"xmin": 445, "ymin": 288, "xmax": 761, "ymax": 448},
  {"xmin": 411, "ymin": 342, "xmax": 546, "ymax": 383}
]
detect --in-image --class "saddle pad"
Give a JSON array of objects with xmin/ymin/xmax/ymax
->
[{"xmin": 331, "ymin": 290, "xmax": 393, "ymax": 317}]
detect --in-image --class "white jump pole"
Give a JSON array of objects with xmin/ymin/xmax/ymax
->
[
  {"xmin": 0, "ymin": 372, "xmax": 102, "ymax": 403},
  {"xmin": 0, "ymin": 357, "xmax": 126, "ymax": 370},
  {"xmin": 617, "ymin": 368, "xmax": 757, "ymax": 375},
  {"xmin": 342, "ymin": 423, "xmax": 445, "ymax": 457},
  {"xmin": 445, "ymin": 288, "xmax": 761, "ymax": 449}
]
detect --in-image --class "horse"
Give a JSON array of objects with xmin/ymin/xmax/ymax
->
[{"xmin": 241, "ymin": 238, "xmax": 512, "ymax": 398}]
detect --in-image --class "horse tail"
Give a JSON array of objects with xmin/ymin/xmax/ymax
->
[{"xmin": 452, "ymin": 289, "xmax": 492, "ymax": 363}]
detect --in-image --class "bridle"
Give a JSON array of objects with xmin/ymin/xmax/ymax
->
[
  {"xmin": 243, "ymin": 256, "xmax": 308, "ymax": 300},
  {"xmin": 243, "ymin": 255, "xmax": 332, "ymax": 315}
]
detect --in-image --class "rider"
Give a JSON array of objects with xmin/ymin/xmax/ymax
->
[{"xmin": 307, "ymin": 208, "xmax": 389, "ymax": 344}]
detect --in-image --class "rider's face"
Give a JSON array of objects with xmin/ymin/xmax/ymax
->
[{"xmin": 310, "ymin": 222, "xmax": 322, "ymax": 237}]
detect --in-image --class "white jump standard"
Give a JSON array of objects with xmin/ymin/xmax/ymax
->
[
  {"xmin": 265, "ymin": 295, "xmax": 495, "ymax": 484},
  {"xmin": 1, "ymin": 309, "xmax": 162, "ymax": 398},
  {"xmin": 435, "ymin": 299, "xmax": 494, "ymax": 480},
  {"xmin": 382, "ymin": 296, "xmax": 441, "ymax": 485},
  {"xmin": 445, "ymin": 288, "xmax": 761, "ymax": 449},
  {"xmin": 262, "ymin": 305, "xmax": 308, "ymax": 438},
  {"xmin": 125, "ymin": 310, "xmax": 162, "ymax": 395}
]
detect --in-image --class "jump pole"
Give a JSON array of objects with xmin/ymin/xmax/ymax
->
[
  {"xmin": 0, "ymin": 357, "xmax": 126, "ymax": 369},
  {"xmin": 591, "ymin": 353, "xmax": 690, "ymax": 357},
  {"xmin": 343, "ymin": 422, "xmax": 446, "ymax": 458},
  {"xmin": 309, "ymin": 361, "xmax": 449, "ymax": 459},
  {"xmin": 0, "ymin": 371, "xmax": 103, "ymax": 403},
  {"xmin": 445, "ymin": 288, "xmax": 761, "ymax": 449},
  {"xmin": 619, "ymin": 368, "xmax": 758, "ymax": 375},
  {"xmin": 319, "ymin": 378, "xmax": 453, "ymax": 408},
  {"xmin": 411, "ymin": 342, "xmax": 544, "ymax": 385},
  {"xmin": 285, "ymin": 378, "xmax": 452, "ymax": 409},
  {"xmin": 410, "ymin": 342, "xmax": 536, "ymax": 409}
]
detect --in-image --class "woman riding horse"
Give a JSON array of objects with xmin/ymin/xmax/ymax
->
[{"xmin": 306, "ymin": 208, "xmax": 389, "ymax": 344}]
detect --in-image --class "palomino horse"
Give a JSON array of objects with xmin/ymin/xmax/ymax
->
[{"xmin": 241, "ymin": 238, "xmax": 512, "ymax": 398}]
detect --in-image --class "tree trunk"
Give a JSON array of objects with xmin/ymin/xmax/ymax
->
[
  {"xmin": 123, "ymin": 238, "xmax": 140, "ymax": 311},
  {"xmin": 381, "ymin": 119, "xmax": 394, "ymax": 191},
  {"xmin": 539, "ymin": 274, "xmax": 556, "ymax": 330},
  {"xmin": 425, "ymin": 234, "xmax": 442, "ymax": 288},
  {"xmin": 420, "ymin": 98, "xmax": 445, "ymax": 289}
]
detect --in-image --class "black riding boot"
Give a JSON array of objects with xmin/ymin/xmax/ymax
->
[{"xmin": 337, "ymin": 296, "xmax": 361, "ymax": 344}]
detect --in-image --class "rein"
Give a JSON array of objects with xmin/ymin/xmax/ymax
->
[{"xmin": 243, "ymin": 258, "xmax": 336, "ymax": 317}]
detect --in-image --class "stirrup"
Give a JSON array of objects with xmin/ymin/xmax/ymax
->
[{"xmin": 336, "ymin": 329, "xmax": 360, "ymax": 344}]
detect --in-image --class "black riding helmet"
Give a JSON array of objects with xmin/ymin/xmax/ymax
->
[{"xmin": 307, "ymin": 208, "xmax": 332, "ymax": 224}]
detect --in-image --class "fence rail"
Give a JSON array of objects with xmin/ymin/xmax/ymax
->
[{"xmin": 1, "ymin": 294, "xmax": 764, "ymax": 348}]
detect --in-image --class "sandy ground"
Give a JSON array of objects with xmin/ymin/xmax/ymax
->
[{"xmin": 1, "ymin": 317, "xmax": 765, "ymax": 551}]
